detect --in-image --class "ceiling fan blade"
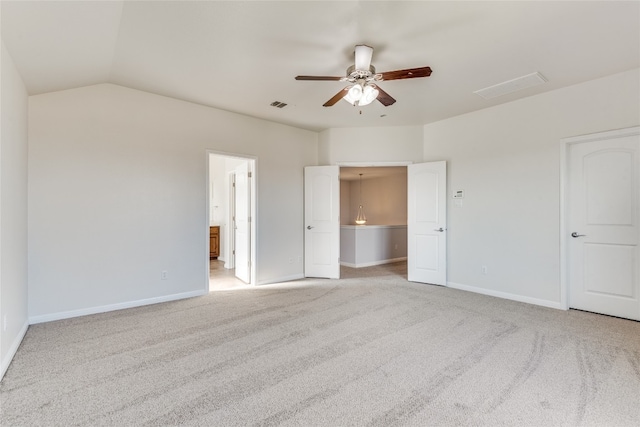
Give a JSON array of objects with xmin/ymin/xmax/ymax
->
[
  {"xmin": 380, "ymin": 66, "xmax": 432, "ymax": 81},
  {"xmin": 295, "ymin": 75, "xmax": 343, "ymax": 81},
  {"xmin": 375, "ymin": 85, "xmax": 396, "ymax": 106},
  {"xmin": 354, "ymin": 44, "xmax": 374, "ymax": 71},
  {"xmin": 323, "ymin": 87, "xmax": 350, "ymax": 107}
]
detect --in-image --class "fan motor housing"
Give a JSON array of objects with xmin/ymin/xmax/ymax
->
[{"xmin": 346, "ymin": 64, "xmax": 376, "ymax": 79}]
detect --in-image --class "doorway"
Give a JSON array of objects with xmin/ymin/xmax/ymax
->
[
  {"xmin": 304, "ymin": 162, "xmax": 447, "ymax": 285},
  {"xmin": 339, "ymin": 166, "xmax": 408, "ymax": 280},
  {"xmin": 207, "ymin": 151, "xmax": 256, "ymax": 291}
]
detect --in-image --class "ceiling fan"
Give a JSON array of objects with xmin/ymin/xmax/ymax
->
[{"xmin": 295, "ymin": 44, "xmax": 432, "ymax": 107}]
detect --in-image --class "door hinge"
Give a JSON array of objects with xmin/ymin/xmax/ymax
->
[{"xmin": 248, "ymin": 172, "xmax": 252, "ymax": 178}]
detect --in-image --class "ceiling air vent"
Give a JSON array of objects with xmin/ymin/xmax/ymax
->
[
  {"xmin": 474, "ymin": 72, "xmax": 547, "ymax": 100},
  {"xmin": 270, "ymin": 101, "xmax": 288, "ymax": 108}
]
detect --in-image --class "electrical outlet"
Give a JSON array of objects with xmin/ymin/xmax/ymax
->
[
  {"xmin": 481, "ymin": 266, "xmax": 488, "ymax": 275},
  {"xmin": 161, "ymin": 271, "xmax": 168, "ymax": 280}
]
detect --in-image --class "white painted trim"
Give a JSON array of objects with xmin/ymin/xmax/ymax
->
[
  {"xmin": 340, "ymin": 257, "xmax": 407, "ymax": 268},
  {"xmin": 336, "ymin": 161, "xmax": 413, "ymax": 167},
  {"xmin": 559, "ymin": 126, "xmax": 640, "ymax": 312},
  {"xmin": 256, "ymin": 274, "xmax": 305, "ymax": 286},
  {"xmin": 561, "ymin": 126, "xmax": 640, "ymax": 145},
  {"xmin": 205, "ymin": 152, "xmax": 213, "ymax": 293},
  {"xmin": 447, "ymin": 282, "xmax": 565, "ymax": 310},
  {"xmin": 340, "ymin": 225, "xmax": 407, "ymax": 230},
  {"xmin": 0, "ymin": 320, "xmax": 29, "ymax": 381},
  {"xmin": 559, "ymin": 135, "xmax": 569, "ymax": 310},
  {"xmin": 28, "ymin": 290, "xmax": 206, "ymax": 325}
]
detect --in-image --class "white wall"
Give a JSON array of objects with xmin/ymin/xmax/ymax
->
[
  {"xmin": 28, "ymin": 83, "xmax": 317, "ymax": 321},
  {"xmin": 340, "ymin": 179, "xmax": 351, "ymax": 226},
  {"xmin": 0, "ymin": 42, "xmax": 29, "ymax": 379},
  {"xmin": 209, "ymin": 155, "xmax": 226, "ymax": 227},
  {"xmin": 340, "ymin": 225, "xmax": 407, "ymax": 267},
  {"xmin": 319, "ymin": 126, "xmax": 423, "ymax": 165},
  {"xmin": 340, "ymin": 173, "xmax": 407, "ymax": 226},
  {"xmin": 353, "ymin": 173, "xmax": 407, "ymax": 225},
  {"xmin": 424, "ymin": 68, "xmax": 640, "ymax": 307}
]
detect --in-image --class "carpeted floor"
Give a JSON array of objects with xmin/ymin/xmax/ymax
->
[{"xmin": 1, "ymin": 262, "xmax": 639, "ymax": 426}]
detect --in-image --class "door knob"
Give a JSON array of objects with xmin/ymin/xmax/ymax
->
[
  {"xmin": 571, "ymin": 232, "xmax": 586, "ymax": 238},
  {"xmin": 434, "ymin": 227, "xmax": 445, "ymax": 232},
  {"xmin": 307, "ymin": 225, "xmax": 314, "ymax": 230}
]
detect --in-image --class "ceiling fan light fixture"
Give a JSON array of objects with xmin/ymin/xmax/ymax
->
[
  {"xmin": 359, "ymin": 85, "xmax": 379, "ymax": 106},
  {"xmin": 343, "ymin": 84, "xmax": 363, "ymax": 104}
]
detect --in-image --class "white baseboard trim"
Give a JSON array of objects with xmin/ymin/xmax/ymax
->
[
  {"xmin": 28, "ymin": 289, "xmax": 207, "ymax": 325},
  {"xmin": 256, "ymin": 273, "xmax": 305, "ymax": 286},
  {"xmin": 340, "ymin": 257, "xmax": 407, "ymax": 269},
  {"xmin": 1, "ymin": 319, "xmax": 29, "ymax": 381},
  {"xmin": 447, "ymin": 281, "xmax": 565, "ymax": 311}
]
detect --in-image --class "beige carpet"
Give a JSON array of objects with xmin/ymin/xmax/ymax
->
[{"xmin": 2, "ymin": 262, "xmax": 639, "ymax": 426}]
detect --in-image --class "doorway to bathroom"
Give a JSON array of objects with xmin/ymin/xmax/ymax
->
[{"xmin": 207, "ymin": 151, "xmax": 256, "ymax": 291}]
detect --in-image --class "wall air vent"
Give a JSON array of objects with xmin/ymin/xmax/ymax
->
[
  {"xmin": 270, "ymin": 101, "xmax": 288, "ymax": 108},
  {"xmin": 474, "ymin": 72, "xmax": 547, "ymax": 100}
]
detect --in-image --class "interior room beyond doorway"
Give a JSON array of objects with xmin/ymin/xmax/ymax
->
[{"xmin": 339, "ymin": 166, "xmax": 408, "ymax": 278}]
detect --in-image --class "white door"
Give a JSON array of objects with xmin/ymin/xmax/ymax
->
[
  {"xmin": 226, "ymin": 172, "xmax": 236, "ymax": 269},
  {"xmin": 408, "ymin": 161, "xmax": 447, "ymax": 285},
  {"xmin": 234, "ymin": 162, "xmax": 251, "ymax": 283},
  {"xmin": 568, "ymin": 129, "xmax": 640, "ymax": 320},
  {"xmin": 304, "ymin": 165, "xmax": 340, "ymax": 279}
]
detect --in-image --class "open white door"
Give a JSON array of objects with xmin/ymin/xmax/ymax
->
[
  {"xmin": 304, "ymin": 165, "xmax": 340, "ymax": 279},
  {"xmin": 226, "ymin": 172, "xmax": 236, "ymax": 269},
  {"xmin": 234, "ymin": 162, "xmax": 251, "ymax": 283},
  {"xmin": 408, "ymin": 161, "xmax": 447, "ymax": 285}
]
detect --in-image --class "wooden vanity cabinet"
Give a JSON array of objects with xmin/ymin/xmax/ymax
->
[{"xmin": 209, "ymin": 226, "xmax": 220, "ymax": 259}]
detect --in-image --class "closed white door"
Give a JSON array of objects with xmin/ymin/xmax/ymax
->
[
  {"xmin": 304, "ymin": 165, "xmax": 340, "ymax": 279},
  {"xmin": 408, "ymin": 161, "xmax": 447, "ymax": 285},
  {"xmin": 234, "ymin": 162, "xmax": 251, "ymax": 284},
  {"xmin": 567, "ymin": 129, "xmax": 640, "ymax": 320}
]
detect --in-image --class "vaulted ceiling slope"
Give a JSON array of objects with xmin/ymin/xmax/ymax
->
[{"xmin": 2, "ymin": 1, "xmax": 639, "ymax": 132}]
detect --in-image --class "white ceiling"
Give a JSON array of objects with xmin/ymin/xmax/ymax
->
[{"xmin": 2, "ymin": 1, "xmax": 638, "ymax": 132}]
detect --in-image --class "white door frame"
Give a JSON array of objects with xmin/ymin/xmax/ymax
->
[
  {"xmin": 559, "ymin": 126, "xmax": 640, "ymax": 310},
  {"xmin": 337, "ymin": 161, "xmax": 414, "ymax": 168},
  {"xmin": 206, "ymin": 150, "xmax": 257, "ymax": 290}
]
